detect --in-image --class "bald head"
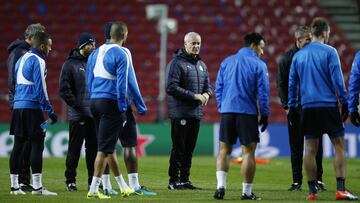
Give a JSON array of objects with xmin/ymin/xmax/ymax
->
[
  {"xmin": 184, "ymin": 32, "xmax": 201, "ymax": 55},
  {"xmin": 110, "ymin": 21, "xmax": 128, "ymax": 45}
]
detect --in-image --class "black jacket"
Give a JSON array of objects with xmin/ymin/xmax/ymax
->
[
  {"xmin": 7, "ymin": 39, "xmax": 31, "ymax": 108},
  {"xmin": 166, "ymin": 48, "xmax": 212, "ymax": 120},
  {"xmin": 59, "ymin": 49, "xmax": 92, "ymax": 121},
  {"xmin": 276, "ymin": 45, "xmax": 299, "ymax": 110}
]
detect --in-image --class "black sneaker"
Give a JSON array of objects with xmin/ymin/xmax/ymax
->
[
  {"xmin": 213, "ymin": 187, "xmax": 225, "ymax": 199},
  {"xmin": 181, "ymin": 181, "xmax": 202, "ymax": 190},
  {"xmin": 288, "ymin": 183, "xmax": 302, "ymax": 191},
  {"xmin": 241, "ymin": 193, "xmax": 262, "ymax": 200},
  {"xmin": 66, "ymin": 183, "xmax": 77, "ymax": 191},
  {"xmin": 20, "ymin": 183, "xmax": 34, "ymax": 192},
  {"xmin": 315, "ymin": 181, "xmax": 326, "ymax": 192},
  {"xmin": 168, "ymin": 182, "xmax": 184, "ymax": 190}
]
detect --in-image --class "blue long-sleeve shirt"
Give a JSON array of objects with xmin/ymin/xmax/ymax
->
[
  {"xmin": 86, "ymin": 42, "xmax": 129, "ymax": 112},
  {"xmin": 13, "ymin": 48, "xmax": 54, "ymax": 114},
  {"xmin": 122, "ymin": 47, "xmax": 147, "ymax": 115},
  {"xmin": 288, "ymin": 42, "xmax": 347, "ymax": 109},
  {"xmin": 215, "ymin": 47, "xmax": 270, "ymax": 116},
  {"xmin": 348, "ymin": 51, "xmax": 360, "ymax": 112}
]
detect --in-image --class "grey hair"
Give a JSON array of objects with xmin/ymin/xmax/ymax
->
[
  {"xmin": 294, "ymin": 26, "xmax": 310, "ymax": 39},
  {"xmin": 24, "ymin": 23, "xmax": 45, "ymax": 40},
  {"xmin": 184, "ymin": 32, "xmax": 201, "ymax": 42}
]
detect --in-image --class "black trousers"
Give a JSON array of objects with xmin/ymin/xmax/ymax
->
[
  {"xmin": 168, "ymin": 118, "xmax": 200, "ymax": 183},
  {"xmin": 18, "ymin": 139, "xmax": 31, "ymax": 185},
  {"xmin": 287, "ymin": 113, "xmax": 323, "ymax": 184},
  {"xmin": 64, "ymin": 117, "xmax": 97, "ymax": 186}
]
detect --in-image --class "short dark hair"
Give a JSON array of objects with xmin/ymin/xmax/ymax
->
[
  {"xmin": 311, "ymin": 17, "xmax": 329, "ymax": 37},
  {"xmin": 244, "ymin": 32, "xmax": 265, "ymax": 47},
  {"xmin": 24, "ymin": 23, "xmax": 45, "ymax": 40},
  {"xmin": 32, "ymin": 32, "xmax": 50, "ymax": 48},
  {"xmin": 110, "ymin": 21, "xmax": 128, "ymax": 41}
]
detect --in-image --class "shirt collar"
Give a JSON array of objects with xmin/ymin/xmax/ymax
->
[
  {"xmin": 30, "ymin": 47, "xmax": 46, "ymax": 59},
  {"xmin": 238, "ymin": 47, "xmax": 258, "ymax": 57}
]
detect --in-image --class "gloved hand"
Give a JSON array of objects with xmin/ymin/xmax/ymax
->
[
  {"xmin": 350, "ymin": 111, "xmax": 360, "ymax": 127},
  {"xmin": 288, "ymin": 107, "xmax": 299, "ymax": 126},
  {"xmin": 258, "ymin": 116, "xmax": 268, "ymax": 132},
  {"xmin": 194, "ymin": 94, "xmax": 206, "ymax": 105},
  {"xmin": 49, "ymin": 112, "xmax": 58, "ymax": 124},
  {"xmin": 201, "ymin": 92, "xmax": 210, "ymax": 106},
  {"xmin": 341, "ymin": 103, "xmax": 349, "ymax": 122}
]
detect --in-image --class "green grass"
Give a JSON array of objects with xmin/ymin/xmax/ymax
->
[{"xmin": 0, "ymin": 156, "xmax": 359, "ymax": 202}]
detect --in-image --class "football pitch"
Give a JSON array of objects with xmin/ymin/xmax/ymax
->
[{"xmin": 0, "ymin": 156, "xmax": 359, "ymax": 202}]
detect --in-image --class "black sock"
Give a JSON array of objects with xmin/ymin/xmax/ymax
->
[
  {"xmin": 308, "ymin": 180, "xmax": 317, "ymax": 194},
  {"xmin": 336, "ymin": 177, "xmax": 345, "ymax": 192}
]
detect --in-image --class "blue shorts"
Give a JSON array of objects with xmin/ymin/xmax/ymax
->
[
  {"xmin": 118, "ymin": 107, "xmax": 137, "ymax": 148},
  {"xmin": 91, "ymin": 99, "xmax": 126, "ymax": 154},
  {"xmin": 219, "ymin": 113, "xmax": 259, "ymax": 145}
]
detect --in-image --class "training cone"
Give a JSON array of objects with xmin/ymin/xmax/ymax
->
[{"xmin": 231, "ymin": 157, "xmax": 270, "ymax": 164}]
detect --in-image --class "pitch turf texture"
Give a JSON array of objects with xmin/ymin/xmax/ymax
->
[{"xmin": 0, "ymin": 157, "xmax": 359, "ymax": 202}]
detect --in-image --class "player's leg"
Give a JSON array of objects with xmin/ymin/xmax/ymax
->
[
  {"xmin": 303, "ymin": 136, "xmax": 319, "ymax": 200},
  {"xmin": 19, "ymin": 139, "xmax": 32, "ymax": 192},
  {"xmin": 331, "ymin": 134, "xmax": 358, "ymax": 200},
  {"xmin": 287, "ymin": 110, "xmax": 303, "ymax": 191},
  {"xmin": 168, "ymin": 119, "xmax": 185, "ymax": 190},
  {"xmin": 315, "ymin": 135, "xmax": 326, "ymax": 191},
  {"xmin": 180, "ymin": 118, "xmax": 200, "ymax": 189},
  {"xmin": 84, "ymin": 118, "xmax": 97, "ymax": 189},
  {"xmin": 64, "ymin": 120, "xmax": 85, "ymax": 191},
  {"xmin": 9, "ymin": 135, "xmax": 27, "ymax": 195}
]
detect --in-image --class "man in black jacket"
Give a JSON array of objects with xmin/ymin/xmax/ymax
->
[
  {"xmin": 59, "ymin": 32, "xmax": 97, "ymax": 191},
  {"xmin": 166, "ymin": 32, "xmax": 212, "ymax": 190},
  {"xmin": 276, "ymin": 26, "xmax": 326, "ymax": 191},
  {"xmin": 7, "ymin": 23, "xmax": 45, "ymax": 192}
]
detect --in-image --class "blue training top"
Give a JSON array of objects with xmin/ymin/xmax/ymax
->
[
  {"xmin": 288, "ymin": 42, "xmax": 347, "ymax": 109},
  {"xmin": 348, "ymin": 51, "xmax": 360, "ymax": 112},
  {"xmin": 215, "ymin": 47, "xmax": 270, "ymax": 116}
]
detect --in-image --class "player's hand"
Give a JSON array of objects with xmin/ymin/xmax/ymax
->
[
  {"xmin": 49, "ymin": 112, "xmax": 58, "ymax": 124},
  {"xmin": 341, "ymin": 103, "xmax": 349, "ymax": 122},
  {"xmin": 194, "ymin": 94, "xmax": 206, "ymax": 105},
  {"xmin": 288, "ymin": 107, "xmax": 299, "ymax": 126},
  {"xmin": 201, "ymin": 92, "xmax": 210, "ymax": 106},
  {"xmin": 258, "ymin": 116, "xmax": 268, "ymax": 132},
  {"xmin": 350, "ymin": 111, "xmax": 360, "ymax": 127}
]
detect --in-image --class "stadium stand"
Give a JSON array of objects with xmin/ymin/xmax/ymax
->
[{"xmin": 0, "ymin": 0, "xmax": 355, "ymax": 123}]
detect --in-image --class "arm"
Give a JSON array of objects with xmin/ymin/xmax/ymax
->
[
  {"xmin": 329, "ymin": 49, "xmax": 348, "ymax": 104},
  {"xmin": 288, "ymin": 59, "xmax": 299, "ymax": 108},
  {"xmin": 202, "ymin": 63, "xmax": 213, "ymax": 97},
  {"xmin": 86, "ymin": 53, "xmax": 95, "ymax": 96},
  {"xmin": 215, "ymin": 63, "xmax": 224, "ymax": 111},
  {"xmin": 257, "ymin": 63, "xmax": 270, "ymax": 117},
  {"xmin": 116, "ymin": 50, "xmax": 129, "ymax": 112},
  {"xmin": 125, "ymin": 49, "xmax": 147, "ymax": 115},
  {"xmin": 33, "ymin": 58, "xmax": 54, "ymax": 114},
  {"xmin": 348, "ymin": 53, "xmax": 360, "ymax": 112},
  {"xmin": 276, "ymin": 53, "xmax": 290, "ymax": 109},
  {"xmin": 59, "ymin": 61, "xmax": 78, "ymax": 109},
  {"xmin": 166, "ymin": 61, "xmax": 197, "ymax": 101}
]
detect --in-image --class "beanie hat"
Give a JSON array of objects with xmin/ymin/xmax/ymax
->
[
  {"xmin": 104, "ymin": 22, "xmax": 112, "ymax": 40},
  {"xmin": 77, "ymin": 32, "xmax": 95, "ymax": 49}
]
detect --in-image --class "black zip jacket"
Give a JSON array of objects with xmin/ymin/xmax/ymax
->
[
  {"xmin": 59, "ymin": 49, "xmax": 92, "ymax": 121},
  {"xmin": 276, "ymin": 45, "xmax": 299, "ymax": 110},
  {"xmin": 166, "ymin": 48, "xmax": 212, "ymax": 120},
  {"xmin": 7, "ymin": 39, "xmax": 31, "ymax": 108}
]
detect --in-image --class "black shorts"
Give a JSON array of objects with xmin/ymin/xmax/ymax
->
[
  {"xmin": 9, "ymin": 108, "xmax": 45, "ymax": 141},
  {"xmin": 301, "ymin": 107, "xmax": 344, "ymax": 139},
  {"xmin": 219, "ymin": 113, "xmax": 259, "ymax": 145},
  {"xmin": 91, "ymin": 99, "xmax": 127, "ymax": 154},
  {"xmin": 119, "ymin": 107, "xmax": 137, "ymax": 148}
]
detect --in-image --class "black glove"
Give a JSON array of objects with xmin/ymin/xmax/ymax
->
[
  {"xmin": 350, "ymin": 111, "xmax": 360, "ymax": 127},
  {"xmin": 49, "ymin": 112, "xmax": 58, "ymax": 124},
  {"xmin": 341, "ymin": 103, "xmax": 349, "ymax": 122},
  {"xmin": 259, "ymin": 116, "xmax": 268, "ymax": 132},
  {"xmin": 288, "ymin": 107, "xmax": 299, "ymax": 126}
]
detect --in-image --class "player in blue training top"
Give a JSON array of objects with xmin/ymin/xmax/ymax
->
[
  {"xmin": 9, "ymin": 32, "xmax": 58, "ymax": 196},
  {"xmin": 348, "ymin": 51, "xmax": 360, "ymax": 127},
  {"xmin": 86, "ymin": 21, "xmax": 131, "ymax": 199},
  {"xmin": 288, "ymin": 17, "xmax": 358, "ymax": 201},
  {"xmin": 214, "ymin": 32, "xmax": 269, "ymax": 200}
]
